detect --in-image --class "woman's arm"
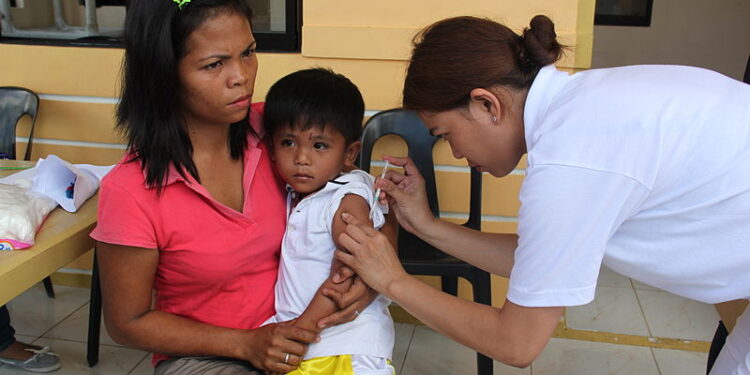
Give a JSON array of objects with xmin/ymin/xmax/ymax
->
[
  {"xmin": 377, "ymin": 156, "xmax": 516, "ymax": 277},
  {"xmin": 97, "ymin": 242, "xmax": 318, "ymax": 373},
  {"xmin": 292, "ymin": 194, "xmax": 371, "ymax": 331},
  {"xmin": 335, "ymin": 214, "xmax": 562, "ymax": 368}
]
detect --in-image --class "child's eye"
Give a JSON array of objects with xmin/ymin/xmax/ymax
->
[
  {"xmin": 280, "ymin": 139, "xmax": 294, "ymax": 147},
  {"xmin": 313, "ymin": 142, "xmax": 328, "ymax": 150},
  {"xmin": 204, "ymin": 60, "xmax": 222, "ymax": 70}
]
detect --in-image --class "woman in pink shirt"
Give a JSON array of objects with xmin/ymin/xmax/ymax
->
[{"xmin": 90, "ymin": 1, "xmax": 377, "ymax": 374}]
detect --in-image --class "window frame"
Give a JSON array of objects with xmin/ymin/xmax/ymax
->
[
  {"xmin": 594, "ymin": 0, "xmax": 653, "ymax": 27},
  {"xmin": 0, "ymin": 0, "xmax": 301, "ymax": 52}
]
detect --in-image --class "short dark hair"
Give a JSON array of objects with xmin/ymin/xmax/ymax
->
[
  {"xmin": 117, "ymin": 0, "xmax": 255, "ymax": 192},
  {"xmin": 264, "ymin": 68, "xmax": 364, "ymax": 144}
]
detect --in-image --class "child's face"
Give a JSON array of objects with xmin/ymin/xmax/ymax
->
[
  {"xmin": 272, "ymin": 124, "xmax": 360, "ymax": 195},
  {"xmin": 178, "ymin": 11, "xmax": 257, "ymax": 129}
]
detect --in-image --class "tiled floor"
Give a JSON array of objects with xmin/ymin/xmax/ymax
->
[{"xmin": 1, "ymin": 266, "xmax": 719, "ymax": 374}]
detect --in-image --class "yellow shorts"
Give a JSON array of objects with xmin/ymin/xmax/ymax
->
[{"xmin": 286, "ymin": 354, "xmax": 394, "ymax": 375}]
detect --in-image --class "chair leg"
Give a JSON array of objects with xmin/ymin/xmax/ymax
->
[
  {"xmin": 707, "ymin": 321, "xmax": 729, "ymax": 374},
  {"xmin": 441, "ymin": 276, "xmax": 458, "ymax": 296},
  {"xmin": 87, "ymin": 250, "xmax": 102, "ymax": 367},
  {"xmin": 472, "ymin": 270, "xmax": 493, "ymax": 375},
  {"xmin": 42, "ymin": 277, "xmax": 55, "ymax": 298}
]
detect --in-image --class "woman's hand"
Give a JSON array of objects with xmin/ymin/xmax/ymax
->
[
  {"xmin": 239, "ymin": 321, "xmax": 318, "ymax": 373},
  {"xmin": 376, "ymin": 156, "xmax": 435, "ymax": 235},
  {"xmin": 317, "ymin": 274, "xmax": 378, "ymax": 328},
  {"xmin": 335, "ymin": 212, "xmax": 410, "ymax": 296}
]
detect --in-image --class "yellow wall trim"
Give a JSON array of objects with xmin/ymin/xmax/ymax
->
[{"xmin": 303, "ymin": 24, "xmax": 587, "ymax": 68}]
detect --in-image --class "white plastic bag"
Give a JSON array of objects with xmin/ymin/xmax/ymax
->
[{"xmin": 0, "ymin": 183, "xmax": 57, "ymax": 250}]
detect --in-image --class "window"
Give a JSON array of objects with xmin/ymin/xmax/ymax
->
[
  {"xmin": 594, "ymin": 0, "xmax": 653, "ymax": 27},
  {"xmin": 248, "ymin": 0, "xmax": 300, "ymax": 52},
  {"xmin": 0, "ymin": 0, "xmax": 300, "ymax": 51}
]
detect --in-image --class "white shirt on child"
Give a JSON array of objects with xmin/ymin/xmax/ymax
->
[
  {"xmin": 508, "ymin": 65, "xmax": 750, "ymax": 307},
  {"xmin": 266, "ymin": 169, "xmax": 394, "ymax": 360}
]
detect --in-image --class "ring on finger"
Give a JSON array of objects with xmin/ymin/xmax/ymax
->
[
  {"xmin": 284, "ymin": 352, "xmax": 290, "ymax": 364},
  {"xmin": 354, "ymin": 310, "xmax": 360, "ymax": 316}
]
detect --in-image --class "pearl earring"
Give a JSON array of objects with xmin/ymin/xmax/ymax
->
[{"xmin": 492, "ymin": 116, "xmax": 497, "ymax": 123}]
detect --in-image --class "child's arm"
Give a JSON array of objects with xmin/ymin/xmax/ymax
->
[{"xmin": 292, "ymin": 193, "xmax": 373, "ymax": 332}]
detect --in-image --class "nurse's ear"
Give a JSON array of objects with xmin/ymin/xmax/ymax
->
[{"xmin": 468, "ymin": 88, "xmax": 503, "ymax": 126}]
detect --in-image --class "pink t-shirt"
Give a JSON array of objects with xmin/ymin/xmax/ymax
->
[{"xmin": 90, "ymin": 104, "xmax": 286, "ymax": 364}]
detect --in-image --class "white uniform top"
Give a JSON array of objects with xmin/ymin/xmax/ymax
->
[
  {"xmin": 267, "ymin": 169, "xmax": 394, "ymax": 360},
  {"xmin": 508, "ymin": 65, "xmax": 750, "ymax": 307}
]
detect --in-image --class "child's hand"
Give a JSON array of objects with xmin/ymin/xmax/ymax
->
[
  {"xmin": 331, "ymin": 264, "xmax": 355, "ymax": 283},
  {"xmin": 317, "ymin": 276, "xmax": 377, "ymax": 328}
]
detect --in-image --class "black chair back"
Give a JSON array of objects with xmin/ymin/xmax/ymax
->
[
  {"xmin": 358, "ymin": 109, "xmax": 483, "ymax": 260},
  {"xmin": 358, "ymin": 109, "xmax": 493, "ymax": 375},
  {"xmin": 0, "ymin": 86, "xmax": 39, "ymax": 160}
]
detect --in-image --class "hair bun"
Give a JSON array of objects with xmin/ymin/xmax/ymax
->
[{"xmin": 522, "ymin": 15, "xmax": 562, "ymax": 66}]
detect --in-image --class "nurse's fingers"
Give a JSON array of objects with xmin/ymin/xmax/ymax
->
[{"xmin": 341, "ymin": 212, "xmax": 378, "ymax": 238}]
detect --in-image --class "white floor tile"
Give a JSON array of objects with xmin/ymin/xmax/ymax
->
[
  {"xmin": 43, "ymin": 303, "xmax": 119, "ymax": 347},
  {"xmin": 493, "ymin": 360, "xmax": 530, "ymax": 375},
  {"xmin": 127, "ymin": 355, "xmax": 153, "ymax": 375},
  {"xmin": 0, "ymin": 337, "xmax": 148, "ymax": 375},
  {"xmin": 6, "ymin": 285, "xmax": 89, "ymax": 337},
  {"xmin": 566, "ymin": 286, "xmax": 651, "ymax": 336},
  {"xmin": 401, "ymin": 326, "xmax": 528, "ymax": 375},
  {"xmin": 636, "ymin": 289, "xmax": 719, "ymax": 341},
  {"xmin": 598, "ymin": 266, "xmax": 632, "ymax": 288},
  {"xmin": 532, "ymin": 338, "xmax": 659, "ymax": 375},
  {"xmin": 652, "ymin": 348, "xmax": 708, "ymax": 375},
  {"xmin": 392, "ymin": 323, "xmax": 414, "ymax": 373},
  {"xmin": 632, "ymin": 280, "xmax": 660, "ymax": 291}
]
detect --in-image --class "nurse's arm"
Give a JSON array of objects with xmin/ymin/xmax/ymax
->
[
  {"xmin": 388, "ymin": 275, "xmax": 562, "ymax": 368},
  {"xmin": 415, "ymin": 217, "xmax": 518, "ymax": 278}
]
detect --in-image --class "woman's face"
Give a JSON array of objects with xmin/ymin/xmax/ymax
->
[
  {"xmin": 419, "ymin": 106, "xmax": 525, "ymax": 177},
  {"xmin": 178, "ymin": 11, "xmax": 257, "ymax": 129}
]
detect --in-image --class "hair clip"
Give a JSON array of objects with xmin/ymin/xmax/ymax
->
[{"xmin": 173, "ymin": 0, "xmax": 191, "ymax": 10}]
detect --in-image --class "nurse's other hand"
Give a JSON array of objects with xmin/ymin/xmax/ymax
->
[
  {"xmin": 318, "ymin": 275, "xmax": 377, "ymax": 328},
  {"xmin": 336, "ymin": 212, "xmax": 409, "ymax": 296},
  {"xmin": 377, "ymin": 156, "xmax": 435, "ymax": 235}
]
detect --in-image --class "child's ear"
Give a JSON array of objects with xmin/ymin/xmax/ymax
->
[{"xmin": 344, "ymin": 140, "xmax": 361, "ymax": 167}]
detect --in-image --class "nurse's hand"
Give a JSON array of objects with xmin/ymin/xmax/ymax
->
[
  {"xmin": 376, "ymin": 156, "xmax": 435, "ymax": 236},
  {"xmin": 335, "ymin": 212, "xmax": 409, "ymax": 295}
]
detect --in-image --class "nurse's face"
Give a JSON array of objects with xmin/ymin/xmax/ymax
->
[{"xmin": 419, "ymin": 104, "xmax": 525, "ymax": 177}]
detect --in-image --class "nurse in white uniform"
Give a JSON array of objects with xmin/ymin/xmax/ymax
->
[{"xmin": 334, "ymin": 15, "xmax": 750, "ymax": 374}]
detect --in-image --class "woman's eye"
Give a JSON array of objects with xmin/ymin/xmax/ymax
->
[
  {"xmin": 313, "ymin": 142, "xmax": 328, "ymax": 150},
  {"xmin": 205, "ymin": 61, "xmax": 222, "ymax": 70}
]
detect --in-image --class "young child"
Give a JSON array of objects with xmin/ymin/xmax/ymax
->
[{"xmin": 263, "ymin": 68, "xmax": 395, "ymax": 375}]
